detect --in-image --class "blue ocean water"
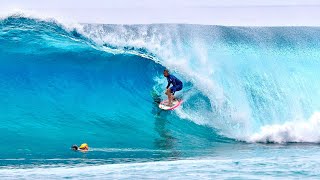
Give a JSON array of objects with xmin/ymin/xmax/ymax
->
[{"xmin": 1, "ymin": 15, "xmax": 320, "ymax": 178}]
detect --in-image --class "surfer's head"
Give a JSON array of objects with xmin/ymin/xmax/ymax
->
[
  {"xmin": 71, "ymin": 145, "xmax": 78, "ymax": 151},
  {"xmin": 163, "ymin": 69, "xmax": 169, "ymax": 77},
  {"xmin": 79, "ymin": 143, "xmax": 89, "ymax": 150}
]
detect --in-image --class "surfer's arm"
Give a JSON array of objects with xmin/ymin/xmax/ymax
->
[
  {"xmin": 171, "ymin": 78, "xmax": 177, "ymax": 86},
  {"xmin": 167, "ymin": 80, "xmax": 171, "ymax": 89},
  {"xmin": 166, "ymin": 82, "xmax": 171, "ymax": 89}
]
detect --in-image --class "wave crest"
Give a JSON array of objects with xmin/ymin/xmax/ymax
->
[{"xmin": 249, "ymin": 112, "xmax": 320, "ymax": 143}]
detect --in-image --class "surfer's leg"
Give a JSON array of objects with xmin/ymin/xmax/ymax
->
[
  {"xmin": 168, "ymin": 86, "xmax": 177, "ymax": 106},
  {"xmin": 165, "ymin": 88, "xmax": 171, "ymax": 105},
  {"xmin": 170, "ymin": 93, "xmax": 175, "ymax": 102},
  {"xmin": 167, "ymin": 89, "xmax": 173, "ymax": 106},
  {"xmin": 172, "ymin": 94, "xmax": 175, "ymax": 100},
  {"xmin": 171, "ymin": 85, "xmax": 181, "ymax": 101}
]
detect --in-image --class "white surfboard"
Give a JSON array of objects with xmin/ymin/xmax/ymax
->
[{"xmin": 159, "ymin": 99, "xmax": 183, "ymax": 110}]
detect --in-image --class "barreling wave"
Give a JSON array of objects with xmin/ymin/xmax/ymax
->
[{"xmin": 1, "ymin": 14, "xmax": 320, "ymax": 148}]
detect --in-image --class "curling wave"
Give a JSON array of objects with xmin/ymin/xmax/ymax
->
[{"xmin": 1, "ymin": 14, "xmax": 320, "ymax": 152}]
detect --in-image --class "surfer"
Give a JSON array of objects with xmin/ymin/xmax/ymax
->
[
  {"xmin": 71, "ymin": 143, "xmax": 89, "ymax": 151},
  {"xmin": 163, "ymin": 69, "xmax": 183, "ymax": 106}
]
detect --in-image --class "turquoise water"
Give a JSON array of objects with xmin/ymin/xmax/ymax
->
[{"xmin": 1, "ymin": 16, "xmax": 320, "ymax": 178}]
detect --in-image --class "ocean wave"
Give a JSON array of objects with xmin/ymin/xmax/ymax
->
[{"xmin": 1, "ymin": 14, "xmax": 320, "ymax": 145}]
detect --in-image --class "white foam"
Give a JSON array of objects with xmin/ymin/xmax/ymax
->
[{"xmin": 249, "ymin": 112, "xmax": 320, "ymax": 143}]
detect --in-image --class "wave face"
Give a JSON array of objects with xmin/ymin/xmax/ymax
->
[
  {"xmin": 1, "ymin": 15, "xmax": 320, "ymax": 165},
  {"xmin": 80, "ymin": 21, "xmax": 320, "ymax": 142}
]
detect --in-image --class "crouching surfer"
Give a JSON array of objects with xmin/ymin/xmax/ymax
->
[
  {"xmin": 71, "ymin": 143, "xmax": 89, "ymax": 152},
  {"xmin": 163, "ymin": 69, "xmax": 183, "ymax": 106}
]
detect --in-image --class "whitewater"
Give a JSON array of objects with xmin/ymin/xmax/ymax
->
[{"xmin": 1, "ymin": 13, "xmax": 320, "ymax": 179}]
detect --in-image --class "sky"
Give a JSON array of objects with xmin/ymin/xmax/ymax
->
[
  {"xmin": 3, "ymin": 0, "xmax": 320, "ymax": 8},
  {"xmin": 1, "ymin": 0, "xmax": 320, "ymax": 26}
]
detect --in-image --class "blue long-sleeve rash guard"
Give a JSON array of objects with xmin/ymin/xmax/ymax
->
[{"xmin": 166, "ymin": 75, "xmax": 183, "ymax": 89}]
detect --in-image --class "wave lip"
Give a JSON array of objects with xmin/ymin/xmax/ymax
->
[{"xmin": 249, "ymin": 112, "xmax": 320, "ymax": 143}]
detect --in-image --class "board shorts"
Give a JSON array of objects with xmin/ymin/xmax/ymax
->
[{"xmin": 170, "ymin": 84, "xmax": 183, "ymax": 95}]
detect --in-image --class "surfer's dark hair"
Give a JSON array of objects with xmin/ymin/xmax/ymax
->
[
  {"xmin": 71, "ymin": 145, "xmax": 78, "ymax": 151},
  {"xmin": 164, "ymin": 69, "xmax": 169, "ymax": 73}
]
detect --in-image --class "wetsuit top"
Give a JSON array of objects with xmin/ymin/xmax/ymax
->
[{"xmin": 166, "ymin": 74, "xmax": 183, "ymax": 89}]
